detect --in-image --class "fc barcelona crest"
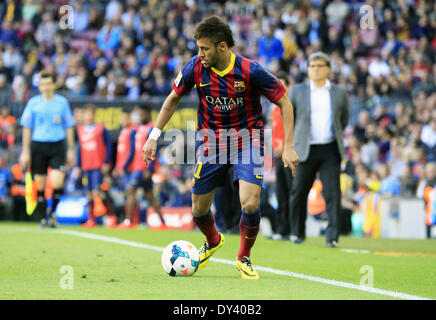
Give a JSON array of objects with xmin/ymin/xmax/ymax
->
[{"xmin": 234, "ymin": 81, "xmax": 245, "ymax": 93}]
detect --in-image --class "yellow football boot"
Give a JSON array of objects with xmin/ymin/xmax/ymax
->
[
  {"xmin": 197, "ymin": 233, "xmax": 225, "ymax": 271},
  {"xmin": 235, "ymin": 256, "xmax": 259, "ymax": 279}
]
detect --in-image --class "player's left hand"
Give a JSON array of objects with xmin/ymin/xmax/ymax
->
[{"xmin": 282, "ymin": 147, "xmax": 299, "ymax": 176}]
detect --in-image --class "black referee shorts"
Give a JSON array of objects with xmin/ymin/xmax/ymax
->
[{"xmin": 31, "ymin": 140, "xmax": 66, "ymax": 175}]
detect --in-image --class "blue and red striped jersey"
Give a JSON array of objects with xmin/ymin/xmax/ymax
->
[{"xmin": 172, "ymin": 52, "xmax": 286, "ymax": 134}]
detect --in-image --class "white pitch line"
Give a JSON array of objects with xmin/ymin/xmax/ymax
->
[{"xmin": 56, "ymin": 229, "xmax": 432, "ymax": 300}]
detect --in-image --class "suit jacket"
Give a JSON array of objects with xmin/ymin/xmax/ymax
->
[{"xmin": 289, "ymin": 81, "xmax": 349, "ymax": 162}]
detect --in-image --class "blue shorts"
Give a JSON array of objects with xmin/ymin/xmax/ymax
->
[
  {"xmin": 123, "ymin": 170, "xmax": 153, "ymax": 191},
  {"xmin": 191, "ymin": 142, "xmax": 264, "ymax": 195},
  {"xmin": 82, "ymin": 169, "xmax": 103, "ymax": 192}
]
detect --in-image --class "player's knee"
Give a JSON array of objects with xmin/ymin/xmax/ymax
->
[
  {"xmin": 191, "ymin": 202, "xmax": 209, "ymax": 218},
  {"xmin": 241, "ymin": 202, "xmax": 259, "ymax": 214}
]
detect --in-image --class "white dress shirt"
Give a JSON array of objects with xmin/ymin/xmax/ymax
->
[{"xmin": 309, "ymin": 80, "xmax": 335, "ymax": 145}]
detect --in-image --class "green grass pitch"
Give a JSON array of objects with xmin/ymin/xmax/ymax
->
[{"xmin": 0, "ymin": 222, "xmax": 435, "ymax": 300}]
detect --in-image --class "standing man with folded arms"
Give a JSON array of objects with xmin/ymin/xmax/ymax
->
[{"xmin": 19, "ymin": 72, "xmax": 76, "ymax": 228}]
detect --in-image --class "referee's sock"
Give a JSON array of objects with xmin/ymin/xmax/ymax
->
[
  {"xmin": 36, "ymin": 191, "xmax": 47, "ymax": 222},
  {"xmin": 237, "ymin": 208, "xmax": 261, "ymax": 261},
  {"xmin": 52, "ymin": 188, "xmax": 63, "ymax": 217}
]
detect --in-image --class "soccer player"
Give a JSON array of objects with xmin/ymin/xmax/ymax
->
[
  {"xmin": 19, "ymin": 72, "xmax": 76, "ymax": 228},
  {"xmin": 143, "ymin": 16, "xmax": 299, "ymax": 279},
  {"xmin": 76, "ymin": 104, "xmax": 116, "ymax": 228},
  {"xmin": 115, "ymin": 108, "xmax": 138, "ymax": 229},
  {"xmin": 130, "ymin": 105, "xmax": 167, "ymax": 228}
]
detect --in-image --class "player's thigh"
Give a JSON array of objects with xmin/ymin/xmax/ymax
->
[
  {"xmin": 191, "ymin": 162, "xmax": 228, "ymax": 195},
  {"xmin": 232, "ymin": 161, "xmax": 263, "ymax": 213},
  {"xmin": 191, "ymin": 188, "xmax": 217, "ymax": 218},
  {"xmin": 238, "ymin": 180, "xmax": 261, "ymax": 213}
]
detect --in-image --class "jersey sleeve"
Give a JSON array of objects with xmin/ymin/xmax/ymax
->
[
  {"xmin": 250, "ymin": 62, "xmax": 287, "ymax": 103},
  {"xmin": 172, "ymin": 56, "xmax": 197, "ymax": 96},
  {"xmin": 20, "ymin": 98, "xmax": 34, "ymax": 129}
]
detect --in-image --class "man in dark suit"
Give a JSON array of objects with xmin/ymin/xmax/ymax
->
[{"xmin": 289, "ymin": 52, "xmax": 349, "ymax": 247}]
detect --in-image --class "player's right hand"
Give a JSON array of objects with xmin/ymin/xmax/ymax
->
[
  {"xmin": 282, "ymin": 147, "xmax": 299, "ymax": 177},
  {"xmin": 19, "ymin": 150, "xmax": 30, "ymax": 169},
  {"xmin": 142, "ymin": 139, "xmax": 157, "ymax": 166}
]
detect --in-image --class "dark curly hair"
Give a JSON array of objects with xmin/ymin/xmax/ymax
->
[{"xmin": 194, "ymin": 15, "xmax": 235, "ymax": 48}]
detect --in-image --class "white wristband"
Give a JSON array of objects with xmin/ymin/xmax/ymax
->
[{"xmin": 149, "ymin": 128, "xmax": 162, "ymax": 141}]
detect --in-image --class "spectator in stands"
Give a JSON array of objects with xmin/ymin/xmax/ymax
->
[
  {"xmin": 368, "ymin": 54, "xmax": 390, "ymax": 79},
  {"xmin": 377, "ymin": 163, "xmax": 401, "ymax": 197},
  {"xmin": 2, "ymin": 44, "xmax": 23, "ymax": 75},
  {"xmin": 257, "ymin": 27, "xmax": 284, "ymax": 66},
  {"xmin": 0, "ymin": 56, "xmax": 13, "ymax": 82},
  {"xmin": 52, "ymin": 43, "xmax": 69, "ymax": 77},
  {"xmin": 360, "ymin": 123, "xmax": 379, "ymax": 171},
  {"xmin": 381, "ymin": 30, "xmax": 404, "ymax": 57},
  {"xmin": 400, "ymin": 164, "xmax": 418, "ymax": 197},
  {"xmin": 73, "ymin": 0, "xmax": 89, "ymax": 33},
  {"xmin": 86, "ymin": 5, "xmax": 104, "ymax": 31},
  {"xmin": 0, "ymin": 21, "xmax": 20, "ymax": 47},
  {"xmin": 0, "ymin": 0, "xmax": 22, "ymax": 24},
  {"xmin": 22, "ymin": 0, "xmax": 38, "ymax": 22},
  {"xmin": 97, "ymin": 20, "xmax": 122, "ymax": 53},
  {"xmin": 35, "ymin": 11, "xmax": 57, "ymax": 48},
  {"xmin": 126, "ymin": 76, "xmax": 141, "ymax": 101},
  {"xmin": 105, "ymin": 0, "xmax": 122, "ymax": 22},
  {"xmin": 0, "ymin": 75, "xmax": 10, "ymax": 102},
  {"xmin": 325, "ymin": 0, "xmax": 349, "ymax": 29},
  {"xmin": 421, "ymin": 115, "xmax": 436, "ymax": 155},
  {"xmin": 11, "ymin": 74, "xmax": 30, "ymax": 103}
]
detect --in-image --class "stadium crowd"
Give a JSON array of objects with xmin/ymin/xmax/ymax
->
[{"xmin": 0, "ymin": 0, "xmax": 435, "ymax": 234}]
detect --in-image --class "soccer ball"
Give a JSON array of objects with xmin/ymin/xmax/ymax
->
[{"xmin": 161, "ymin": 240, "xmax": 200, "ymax": 276}]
